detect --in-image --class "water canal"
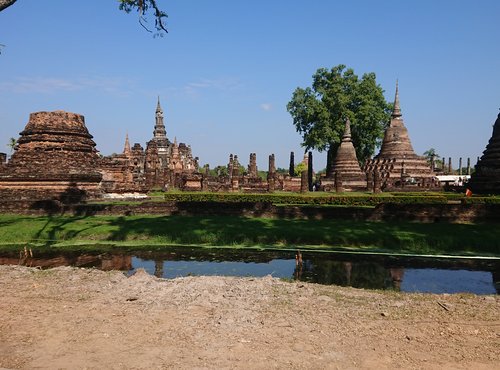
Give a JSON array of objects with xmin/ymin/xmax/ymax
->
[{"xmin": 2, "ymin": 246, "xmax": 498, "ymax": 295}]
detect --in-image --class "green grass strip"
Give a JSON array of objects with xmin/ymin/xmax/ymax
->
[{"xmin": 0, "ymin": 214, "xmax": 499, "ymax": 257}]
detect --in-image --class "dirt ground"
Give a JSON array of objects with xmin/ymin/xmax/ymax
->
[{"xmin": 0, "ymin": 265, "xmax": 498, "ymax": 370}]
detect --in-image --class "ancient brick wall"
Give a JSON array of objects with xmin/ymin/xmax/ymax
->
[{"xmin": 1, "ymin": 200, "xmax": 499, "ymax": 223}]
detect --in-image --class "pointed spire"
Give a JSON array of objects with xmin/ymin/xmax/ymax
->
[
  {"xmin": 342, "ymin": 118, "xmax": 352, "ymax": 141},
  {"xmin": 156, "ymin": 96, "xmax": 162, "ymax": 113},
  {"xmin": 392, "ymin": 80, "xmax": 402, "ymax": 118},
  {"xmin": 153, "ymin": 96, "xmax": 167, "ymax": 140},
  {"xmin": 123, "ymin": 133, "xmax": 131, "ymax": 155}
]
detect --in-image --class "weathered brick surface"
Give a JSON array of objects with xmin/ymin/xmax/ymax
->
[
  {"xmin": 363, "ymin": 84, "xmax": 438, "ymax": 190},
  {"xmin": 325, "ymin": 119, "xmax": 366, "ymax": 191},
  {"xmin": 469, "ymin": 112, "xmax": 500, "ymax": 194},
  {"xmin": 0, "ymin": 111, "xmax": 102, "ymax": 200}
]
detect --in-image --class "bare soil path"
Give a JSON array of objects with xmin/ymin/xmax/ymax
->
[{"xmin": 0, "ymin": 265, "xmax": 498, "ymax": 369}]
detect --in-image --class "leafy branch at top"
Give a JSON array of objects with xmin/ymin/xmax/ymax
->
[{"xmin": 119, "ymin": 0, "xmax": 168, "ymax": 35}]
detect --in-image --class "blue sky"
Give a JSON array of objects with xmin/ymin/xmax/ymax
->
[{"xmin": 1, "ymin": 0, "xmax": 499, "ymax": 170}]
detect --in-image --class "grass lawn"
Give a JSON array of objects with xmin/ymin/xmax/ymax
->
[{"xmin": 0, "ymin": 214, "xmax": 499, "ymax": 257}]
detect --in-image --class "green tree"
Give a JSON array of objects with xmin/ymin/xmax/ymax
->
[
  {"xmin": 423, "ymin": 148, "xmax": 439, "ymax": 165},
  {"xmin": 0, "ymin": 0, "xmax": 168, "ymax": 34},
  {"xmin": 287, "ymin": 65, "xmax": 392, "ymax": 176},
  {"xmin": 211, "ymin": 165, "xmax": 228, "ymax": 177},
  {"xmin": 294, "ymin": 162, "xmax": 307, "ymax": 176},
  {"xmin": 7, "ymin": 137, "xmax": 16, "ymax": 153},
  {"xmin": 275, "ymin": 167, "xmax": 289, "ymax": 175}
]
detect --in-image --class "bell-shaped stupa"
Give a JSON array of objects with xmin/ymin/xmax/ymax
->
[
  {"xmin": 330, "ymin": 118, "xmax": 366, "ymax": 191},
  {"xmin": 0, "ymin": 111, "xmax": 102, "ymax": 201},
  {"xmin": 363, "ymin": 82, "xmax": 436, "ymax": 189},
  {"xmin": 468, "ymin": 111, "xmax": 500, "ymax": 194}
]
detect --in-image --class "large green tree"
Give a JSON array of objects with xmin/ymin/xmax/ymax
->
[
  {"xmin": 287, "ymin": 65, "xmax": 392, "ymax": 176},
  {"xmin": 0, "ymin": 0, "xmax": 167, "ymax": 34}
]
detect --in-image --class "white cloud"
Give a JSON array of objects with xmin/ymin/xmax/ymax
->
[
  {"xmin": 0, "ymin": 76, "xmax": 133, "ymax": 96},
  {"xmin": 260, "ymin": 103, "xmax": 272, "ymax": 111},
  {"xmin": 182, "ymin": 77, "xmax": 242, "ymax": 96}
]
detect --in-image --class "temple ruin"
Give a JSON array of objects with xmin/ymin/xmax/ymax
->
[
  {"xmin": 468, "ymin": 111, "xmax": 500, "ymax": 194},
  {"xmin": 363, "ymin": 82, "xmax": 438, "ymax": 190},
  {"xmin": 0, "ymin": 111, "xmax": 102, "ymax": 201},
  {"xmin": 321, "ymin": 118, "xmax": 367, "ymax": 192},
  {"xmin": 100, "ymin": 98, "xmax": 199, "ymax": 193}
]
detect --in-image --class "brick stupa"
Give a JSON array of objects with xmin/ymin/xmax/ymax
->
[
  {"xmin": 0, "ymin": 111, "xmax": 102, "ymax": 201},
  {"xmin": 329, "ymin": 118, "xmax": 367, "ymax": 191},
  {"xmin": 364, "ymin": 83, "xmax": 436, "ymax": 188},
  {"xmin": 468, "ymin": 111, "xmax": 500, "ymax": 194}
]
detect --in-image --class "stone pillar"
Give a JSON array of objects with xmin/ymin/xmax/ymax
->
[
  {"xmin": 448, "ymin": 157, "xmax": 452, "ymax": 174},
  {"xmin": 248, "ymin": 153, "xmax": 257, "ymax": 178},
  {"xmin": 194, "ymin": 157, "xmax": 199, "ymax": 172},
  {"xmin": 431, "ymin": 155, "xmax": 435, "ymax": 171},
  {"xmin": 0, "ymin": 153, "xmax": 6, "ymax": 165},
  {"xmin": 459, "ymin": 157, "xmax": 462, "ymax": 175},
  {"xmin": 300, "ymin": 170, "xmax": 308, "ymax": 193},
  {"xmin": 231, "ymin": 177, "xmax": 239, "ymax": 191},
  {"xmin": 201, "ymin": 174, "xmax": 208, "ymax": 191},
  {"xmin": 268, "ymin": 154, "xmax": 276, "ymax": 192},
  {"xmin": 230, "ymin": 155, "xmax": 239, "ymax": 191},
  {"xmin": 289, "ymin": 151, "xmax": 295, "ymax": 177},
  {"xmin": 467, "ymin": 158, "xmax": 471, "ymax": 176},
  {"xmin": 228, "ymin": 154, "xmax": 234, "ymax": 179},
  {"xmin": 373, "ymin": 170, "xmax": 381, "ymax": 193},
  {"xmin": 231, "ymin": 159, "xmax": 239, "ymax": 192},
  {"xmin": 233, "ymin": 155, "xmax": 239, "ymax": 173},
  {"xmin": 442, "ymin": 157, "xmax": 446, "ymax": 173},
  {"xmin": 204, "ymin": 164, "xmax": 209, "ymax": 176},
  {"xmin": 335, "ymin": 171, "xmax": 344, "ymax": 193},
  {"xmin": 400, "ymin": 159, "xmax": 407, "ymax": 188},
  {"xmin": 308, "ymin": 151, "xmax": 313, "ymax": 191},
  {"xmin": 366, "ymin": 171, "xmax": 374, "ymax": 192}
]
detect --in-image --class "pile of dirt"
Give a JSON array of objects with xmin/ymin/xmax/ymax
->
[{"xmin": 0, "ymin": 265, "xmax": 498, "ymax": 369}]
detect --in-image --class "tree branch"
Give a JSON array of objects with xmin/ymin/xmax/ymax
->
[
  {"xmin": 119, "ymin": 0, "xmax": 168, "ymax": 34},
  {"xmin": 0, "ymin": 0, "xmax": 17, "ymax": 12}
]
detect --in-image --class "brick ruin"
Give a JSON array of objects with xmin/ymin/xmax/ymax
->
[
  {"xmin": 189, "ymin": 152, "xmax": 302, "ymax": 193},
  {"xmin": 100, "ymin": 98, "xmax": 198, "ymax": 193},
  {"xmin": 363, "ymin": 82, "xmax": 439, "ymax": 190},
  {"xmin": 321, "ymin": 118, "xmax": 367, "ymax": 192},
  {"xmin": 0, "ymin": 111, "xmax": 102, "ymax": 202},
  {"xmin": 468, "ymin": 111, "xmax": 500, "ymax": 194},
  {"xmin": 10, "ymin": 83, "xmax": 497, "ymax": 200}
]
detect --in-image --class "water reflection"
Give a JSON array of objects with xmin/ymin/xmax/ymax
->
[
  {"xmin": 131, "ymin": 248, "xmax": 499, "ymax": 295},
  {"xmin": 1, "ymin": 247, "xmax": 498, "ymax": 295},
  {"xmin": 0, "ymin": 253, "xmax": 132, "ymax": 271}
]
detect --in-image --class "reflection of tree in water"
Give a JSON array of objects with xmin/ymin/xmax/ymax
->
[{"xmin": 295, "ymin": 258, "xmax": 402, "ymax": 291}]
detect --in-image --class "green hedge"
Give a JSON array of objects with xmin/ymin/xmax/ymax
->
[
  {"xmin": 163, "ymin": 192, "xmax": 450, "ymax": 206},
  {"xmin": 461, "ymin": 196, "xmax": 500, "ymax": 204}
]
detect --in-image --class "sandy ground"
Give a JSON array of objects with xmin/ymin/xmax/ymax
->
[{"xmin": 0, "ymin": 265, "xmax": 498, "ymax": 370}]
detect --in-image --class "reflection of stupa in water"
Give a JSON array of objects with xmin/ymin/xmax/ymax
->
[{"xmin": 390, "ymin": 268, "xmax": 405, "ymax": 291}]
